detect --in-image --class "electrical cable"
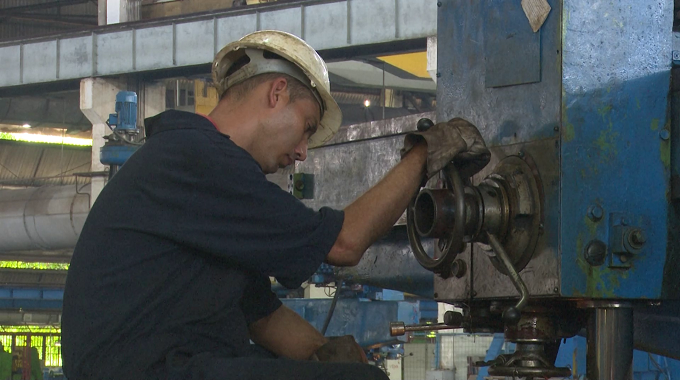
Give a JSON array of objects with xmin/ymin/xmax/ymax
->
[{"xmin": 321, "ymin": 283, "xmax": 340, "ymax": 336}]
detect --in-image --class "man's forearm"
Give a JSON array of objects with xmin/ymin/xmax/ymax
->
[
  {"xmin": 327, "ymin": 143, "xmax": 427, "ymax": 266},
  {"xmin": 249, "ymin": 304, "xmax": 328, "ymax": 360}
]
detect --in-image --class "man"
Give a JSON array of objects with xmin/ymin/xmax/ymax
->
[{"xmin": 62, "ymin": 30, "xmax": 489, "ymax": 380}]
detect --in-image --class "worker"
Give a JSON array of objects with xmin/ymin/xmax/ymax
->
[{"xmin": 61, "ymin": 30, "xmax": 490, "ymax": 380}]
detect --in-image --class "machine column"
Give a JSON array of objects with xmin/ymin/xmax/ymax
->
[{"xmin": 586, "ymin": 303, "xmax": 633, "ymax": 380}]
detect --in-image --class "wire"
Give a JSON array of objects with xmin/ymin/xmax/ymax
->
[
  {"xmin": 321, "ymin": 283, "xmax": 340, "ymax": 336},
  {"xmin": 649, "ymin": 353, "xmax": 670, "ymax": 380}
]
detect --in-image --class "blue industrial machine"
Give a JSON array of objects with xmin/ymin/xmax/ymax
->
[
  {"xmin": 101, "ymin": 91, "xmax": 142, "ymax": 177},
  {"xmin": 295, "ymin": 0, "xmax": 680, "ymax": 378}
]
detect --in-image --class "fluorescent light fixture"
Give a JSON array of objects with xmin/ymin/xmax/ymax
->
[{"xmin": 0, "ymin": 132, "xmax": 92, "ymax": 146}]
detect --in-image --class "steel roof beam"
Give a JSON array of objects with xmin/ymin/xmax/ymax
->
[{"xmin": 0, "ymin": 0, "xmax": 436, "ymax": 90}]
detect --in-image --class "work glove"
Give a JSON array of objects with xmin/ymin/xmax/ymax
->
[
  {"xmin": 401, "ymin": 118, "xmax": 491, "ymax": 179},
  {"xmin": 310, "ymin": 335, "xmax": 368, "ymax": 364}
]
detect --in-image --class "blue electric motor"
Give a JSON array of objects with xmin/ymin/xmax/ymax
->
[
  {"xmin": 101, "ymin": 91, "xmax": 141, "ymax": 172},
  {"xmin": 108, "ymin": 91, "xmax": 138, "ymax": 132}
]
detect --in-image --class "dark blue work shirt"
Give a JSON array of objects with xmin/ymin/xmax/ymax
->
[{"xmin": 62, "ymin": 110, "xmax": 344, "ymax": 379}]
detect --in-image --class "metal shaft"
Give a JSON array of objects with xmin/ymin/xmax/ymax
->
[
  {"xmin": 587, "ymin": 306, "xmax": 634, "ymax": 380},
  {"xmin": 389, "ymin": 322, "xmax": 458, "ymax": 336}
]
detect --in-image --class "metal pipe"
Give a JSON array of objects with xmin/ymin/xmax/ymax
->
[
  {"xmin": 0, "ymin": 185, "xmax": 89, "ymax": 253},
  {"xmin": 413, "ymin": 189, "xmax": 457, "ymax": 238},
  {"xmin": 587, "ymin": 306, "xmax": 634, "ymax": 380}
]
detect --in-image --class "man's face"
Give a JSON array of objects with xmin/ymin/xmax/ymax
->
[{"xmin": 258, "ymin": 96, "xmax": 321, "ymax": 174}]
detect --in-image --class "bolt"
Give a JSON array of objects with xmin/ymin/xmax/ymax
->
[
  {"xmin": 472, "ymin": 290, "xmax": 478, "ymax": 297},
  {"xmin": 554, "ymin": 126, "xmax": 559, "ymax": 132},
  {"xmin": 628, "ymin": 229, "xmax": 646, "ymax": 249},
  {"xmin": 620, "ymin": 217, "xmax": 629, "ymax": 226},
  {"xmin": 451, "ymin": 259, "xmax": 467, "ymax": 278},
  {"xmin": 436, "ymin": 72, "xmax": 441, "ymax": 78},
  {"xmin": 538, "ymin": 223, "xmax": 545, "ymax": 235},
  {"xmin": 437, "ymin": 1, "xmax": 442, "ymax": 6},
  {"xmin": 660, "ymin": 129, "xmax": 670, "ymax": 141},
  {"xmin": 553, "ymin": 287, "xmax": 559, "ymax": 294},
  {"xmin": 674, "ymin": 51, "xmax": 680, "ymax": 61},
  {"xmin": 517, "ymin": 151, "xmax": 525, "ymax": 158},
  {"xmin": 584, "ymin": 240, "xmax": 607, "ymax": 266},
  {"xmin": 587, "ymin": 205, "xmax": 604, "ymax": 221},
  {"xmin": 434, "ymin": 292, "xmax": 439, "ymax": 298}
]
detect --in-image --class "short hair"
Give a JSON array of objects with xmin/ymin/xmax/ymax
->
[{"xmin": 221, "ymin": 72, "xmax": 316, "ymax": 105}]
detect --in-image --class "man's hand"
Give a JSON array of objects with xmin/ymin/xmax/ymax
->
[
  {"xmin": 310, "ymin": 335, "xmax": 368, "ymax": 363},
  {"xmin": 401, "ymin": 117, "xmax": 491, "ymax": 179}
]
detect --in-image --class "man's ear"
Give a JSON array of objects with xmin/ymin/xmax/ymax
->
[{"xmin": 268, "ymin": 77, "xmax": 290, "ymax": 108}]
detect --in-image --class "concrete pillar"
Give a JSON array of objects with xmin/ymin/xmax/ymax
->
[
  {"xmin": 139, "ymin": 82, "xmax": 166, "ymax": 126},
  {"xmin": 106, "ymin": 0, "xmax": 140, "ymax": 24},
  {"xmin": 98, "ymin": 0, "xmax": 106, "ymax": 25},
  {"xmin": 80, "ymin": 78, "xmax": 125, "ymax": 206},
  {"xmin": 427, "ymin": 36, "xmax": 437, "ymax": 84},
  {"xmin": 80, "ymin": 78, "xmax": 166, "ymax": 206}
]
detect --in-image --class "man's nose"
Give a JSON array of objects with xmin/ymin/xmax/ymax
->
[{"xmin": 295, "ymin": 140, "xmax": 308, "ymax": 161}]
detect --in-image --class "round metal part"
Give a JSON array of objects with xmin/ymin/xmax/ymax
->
[
  {"xmin": 588, "ymin": 204, "xmax": 604, "ymax": 221},
  {"xmin": 443, "ymin": 311, "xmax": 464, "ymax": 326},
  {"xmin": 488, "ymin": 342, "xmax": 572, "ymax": 378},
  {"xmin": 479, "ymin": 155, "xmax": 542, "ymax": 274},
  {"xmin": 389, "ymin": 322, "xmax": 406, "ymax": 336},
  {"xmin": 476, "ymin": 181, "xmax": 509, "ymax": 239},
  {"xmin": 451, "ymin": 259, "xmax": 467, "ymax": 278},
  {"xmin": 407, "ymin": 164, "xmax": 467, "ymax": 275},
  {"xmin": 584, "ymin": 239, "xmax": 607, "ymax": 266},
  {"xmin": 504, "ymin": 311, "xmax": 556, "ymax": 343},
  {"xmin": 413, "ymin": 189, "xmax": 456, "ymax": 238}
]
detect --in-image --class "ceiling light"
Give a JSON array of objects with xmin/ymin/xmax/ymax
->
[{"xmin": 364, "ymin": 99, "xmax": 371, "ymax": 108}]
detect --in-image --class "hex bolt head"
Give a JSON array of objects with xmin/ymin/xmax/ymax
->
[
  {"xmin": 660, "ymin": 130, "xmax": 670, "ymax": 141},
  {"xmin": 587, "ymin": 205, "xmax": 604, "ymax": 221},
  {"xmin": 628, "ymin": 229, "xmax": 646, "ymax": 249},
  {"xmin": 584, "ymin": 240, "xmax": 607, "ymax": 266}
]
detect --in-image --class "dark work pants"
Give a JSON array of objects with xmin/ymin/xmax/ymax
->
[{"xmin": 161, "ymin": 353, "xmax": 390, "ymax": 380}]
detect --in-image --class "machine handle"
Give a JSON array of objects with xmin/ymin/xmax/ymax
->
[
  {"xmin": 417, "ymin": 118, "xmax": 435, "ymax": 131},
  {"xmin": 487, "ymin": 232, "xmax": 529, "ymax": 325},
  {"xmin": 390, "ymin": 311, "xmax": 464, "ymax": 336},
  {"xmin": 407, "ymin": 163, "xmax": 467, "ymax": 277}
]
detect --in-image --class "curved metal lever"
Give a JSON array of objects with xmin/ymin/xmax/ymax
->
[{"xmin": 487, "ymin": 232, "xmax": 529, "ymax": 325}]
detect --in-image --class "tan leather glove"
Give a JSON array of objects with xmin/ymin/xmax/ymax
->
[
  {"xmin": 310, "ymin": 335, "xmax": 368, "ymax": 363},
  {"xmin": 401, "ymin": 118, "xmax": 491, "ymax": 179}
]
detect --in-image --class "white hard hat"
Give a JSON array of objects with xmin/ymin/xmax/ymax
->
[{"xmin": 212, "ymin": 30, "xmax": 342, "ymax": 148}]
